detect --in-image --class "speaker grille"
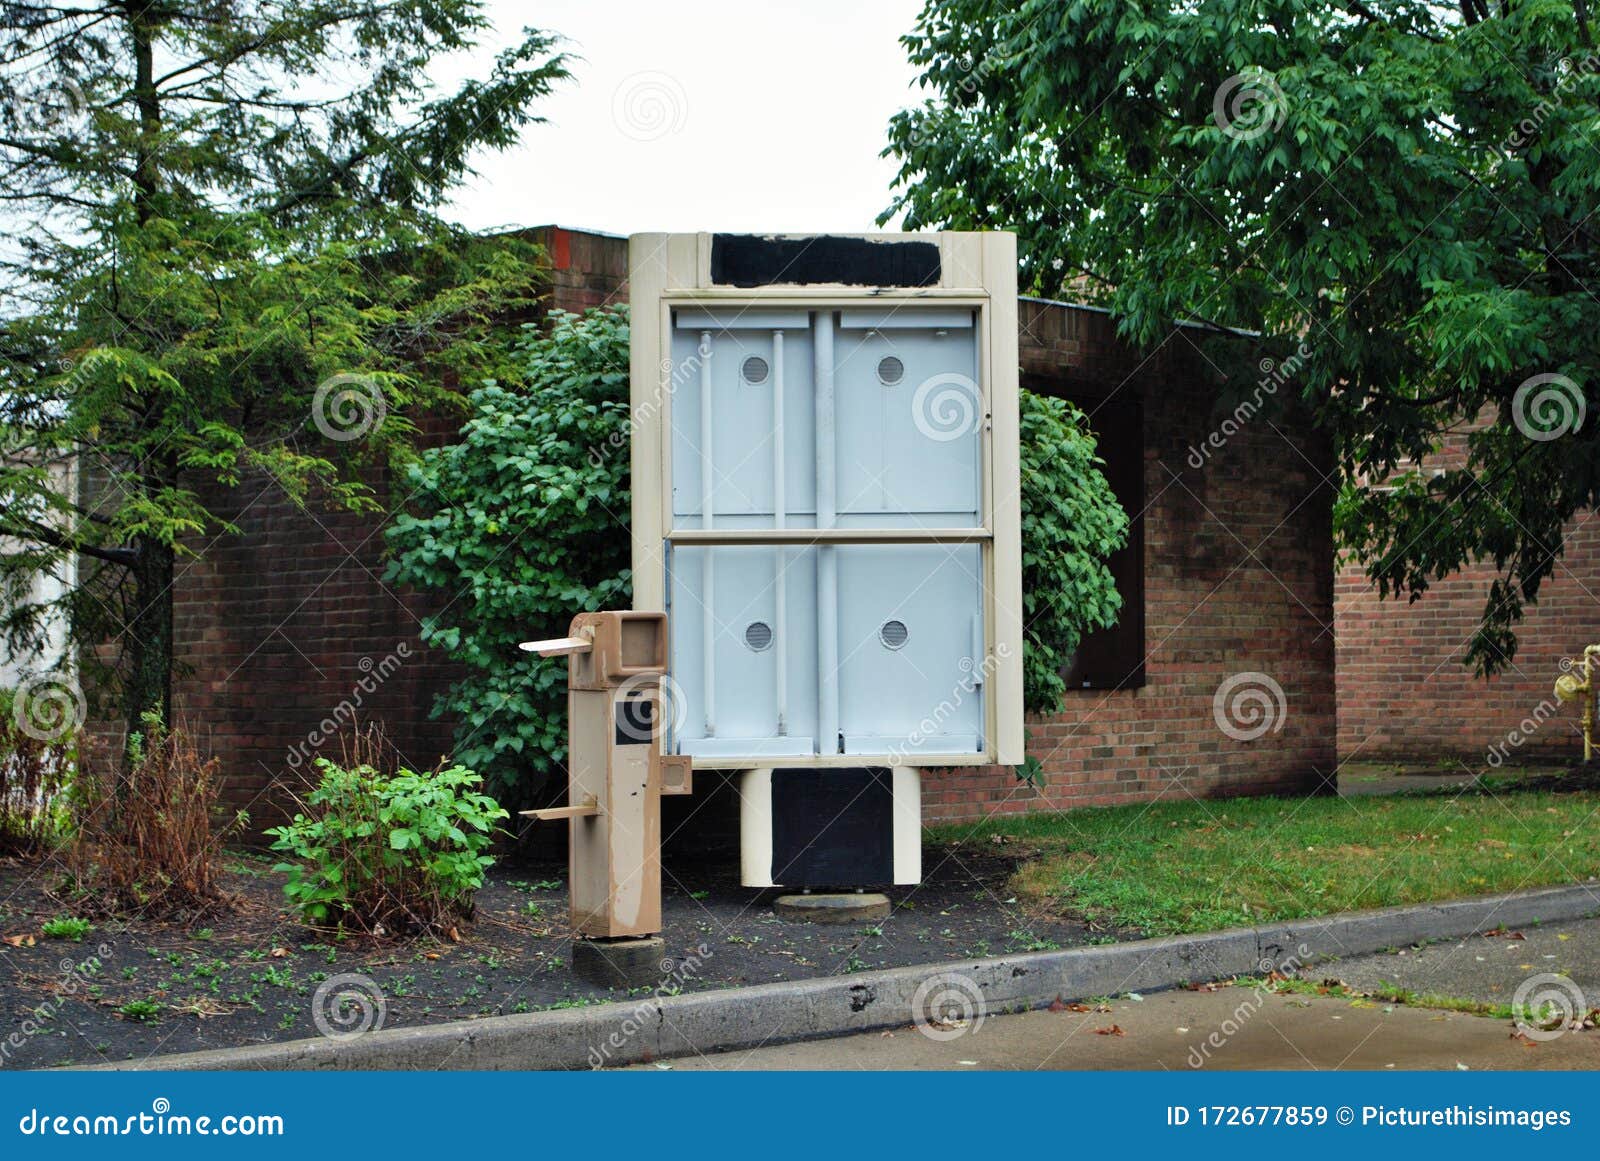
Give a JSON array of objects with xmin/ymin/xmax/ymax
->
[{"xmin": 745, "ymin": 621, "xmax": 774, "ymax": 652}]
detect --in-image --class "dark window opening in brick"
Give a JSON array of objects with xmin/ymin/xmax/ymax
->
[{"xmin": 1026, "ymin": 375, "xmax": 1146, "ymax": 691}]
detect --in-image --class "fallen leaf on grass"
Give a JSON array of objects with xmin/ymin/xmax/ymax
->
[
  {"xmin": 447, "ymin": 927, "xmax": 462, "ymax": 943},
  {"xmin": 1095, "ymin": 1024, "xmax": 1125, "ymax": 1037},
  {"xmin": 2, "ymin": 934, "xmax": 36, "ymax": 948},
  {"xmin": 269, "ymin": 947, "xmax": 291, "ymax": 958}
]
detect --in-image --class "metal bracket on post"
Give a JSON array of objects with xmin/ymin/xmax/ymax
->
[{"xmin": 656, "ymin": 752, "xmax": 693, "ymax": 797}]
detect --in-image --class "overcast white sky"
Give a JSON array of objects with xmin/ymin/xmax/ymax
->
[{"xmin": 446, "ymin": 0, "xmax": 926, "ymax": 237}]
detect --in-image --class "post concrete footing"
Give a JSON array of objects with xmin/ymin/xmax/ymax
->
[{"xmin": 572, "ymin": 936, "xmax": 668, "ymax": 988}]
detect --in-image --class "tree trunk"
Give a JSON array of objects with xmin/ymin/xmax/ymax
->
[
  {"xmin": 122, "ymin": 535, "xmax": 174, "ymax": 767},
  {"xmin": 121, "ymin": 6, "xmax": 171, "ymax": 767}
]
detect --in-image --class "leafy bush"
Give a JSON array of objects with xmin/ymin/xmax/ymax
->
[
  {"xmin": 0, "ymin": 686, "xmax": 74, "ymax": 856},
  {"xmin": 386, "ymin": 307, "xmax": 632, "ymax": 805},
  {"xmin": 1016, "ymin": 391, "xmax": 1129, "ymax": 712},
  {"xmin": 266, "ymin": 758, "xmax": 507, "ymax": 936},
  {"xmin": 62, "ymin": 714, "xmax": 239, "ymax": 916},
  {"xmin": 387, "ymin": 305, "xmax": 1127, "ymax": 801}
]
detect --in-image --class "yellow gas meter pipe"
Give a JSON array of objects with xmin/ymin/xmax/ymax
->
[{"xmin": 1554, "ymin": 644, "xmax": 1600, "ymax": 763}]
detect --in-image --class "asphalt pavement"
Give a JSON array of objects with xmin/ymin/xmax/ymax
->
[{"xmin": 640, "ymin": 917, "xmax": 1600, "ymax": 1071}]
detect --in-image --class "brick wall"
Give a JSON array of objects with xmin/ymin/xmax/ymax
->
[
  {"xmin": 923, "ymin": 301, "xmax": 1338, "ymax": 822},
  {"xmin": 115, "ymin": 230, "xmax": 1336, "ymax": 831},
  {"xmin": 1335, "ymin": 416, "xmax": 1599, "ymax": 766}
]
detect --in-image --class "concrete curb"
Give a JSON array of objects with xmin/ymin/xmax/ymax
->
[{"xmin": 85, "ymin": 882, "xmax": 1600, "ymax": 1072}]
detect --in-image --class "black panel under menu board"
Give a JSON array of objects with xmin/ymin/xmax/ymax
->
[{"xmin": 770, "ymin": 767, "xmax": 894, "ymax": 887}]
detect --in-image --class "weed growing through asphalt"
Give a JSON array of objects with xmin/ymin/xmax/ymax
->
[
  {"xmin": 40, "ymin": 916, "xmax": 91, "ymax": 941},
  {"xmin": 117, "ymin": 999, "xmax": 162, "ymax": 1023}
]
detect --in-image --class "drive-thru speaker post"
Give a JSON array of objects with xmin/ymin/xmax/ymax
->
[
  {"xmin": 525, "ymin": 231, "xmax": 1022, "ymax": 980},
  {"xmin": 518, "ymin": 611, "xmax": 691, "ymax": 987}
]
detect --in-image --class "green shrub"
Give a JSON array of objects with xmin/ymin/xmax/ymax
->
[
  {"xmin": 386, "ymin": 305, "xmax": 1127, "ymax": 802},
  {"xmin": 266, "ymin": 759, "xmax": 507, "ymax": 936},
  {"xmin": 1016, "ymin": 391, "xmax": 1129, "ymax": 712},
  {"xmin": 385, "ymin": 307, "xmax": 632, "ymax": 806}
]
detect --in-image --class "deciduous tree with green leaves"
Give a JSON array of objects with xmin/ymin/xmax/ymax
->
[
  {"xmin": 886, "ymin": 0, "xmax": 1599, "ymax": 672},
  {"xmin": 0, "ymin": 1, "xmax": 568, "ymax": 755}
]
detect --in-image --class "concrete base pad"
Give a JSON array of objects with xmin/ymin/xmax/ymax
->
[
  {"xmin": 572, "ymin": 937, "xmax": 667, "ymax": 989},
  {"xmin": 775, "ymin": 893, "xmax": 891, "ymax": 924}
]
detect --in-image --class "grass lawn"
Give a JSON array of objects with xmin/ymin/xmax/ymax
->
[{"xmin": 930, "ymin": 789, "xmax": 1600, "ymax": 937}]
